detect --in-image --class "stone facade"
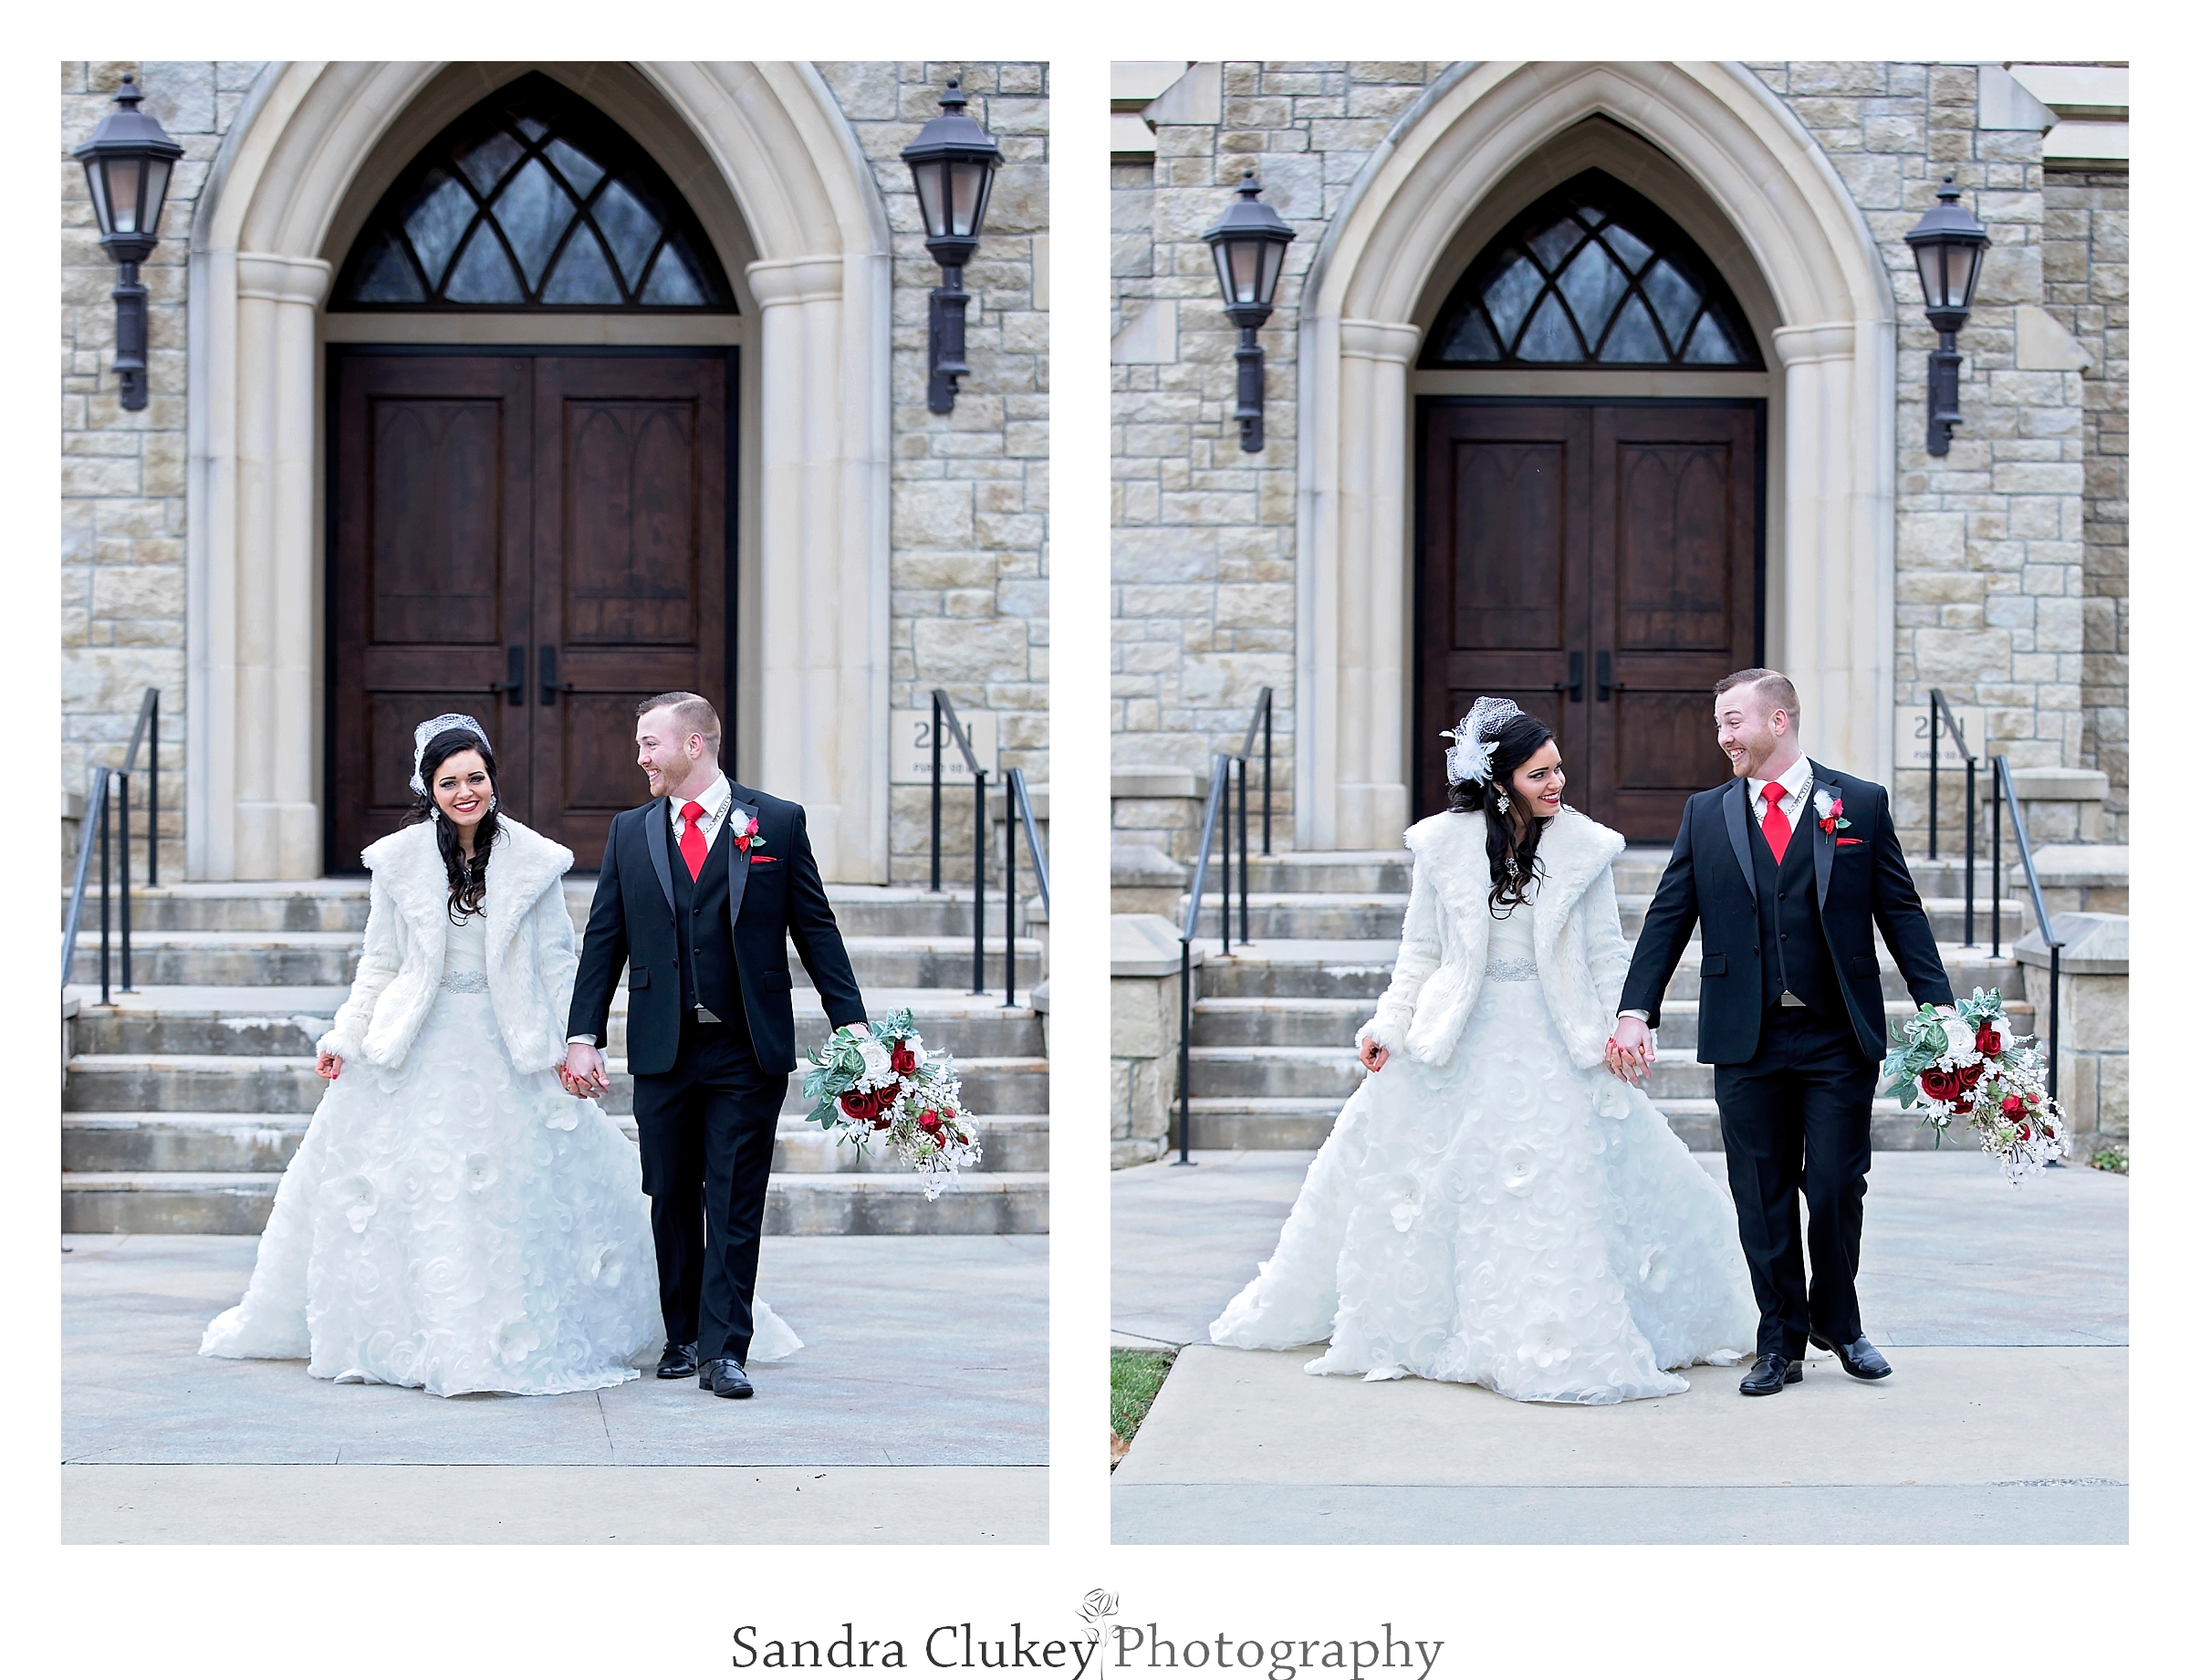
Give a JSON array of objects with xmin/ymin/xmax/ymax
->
[
  {"xmin": 59, "ymin": 61, "xmax": 1047, "ymax": 885},
  {"xmin": 821, "ymin": 62, "xmax": 1050, "ymax": 887},
  {"xmin": 1110, "ymin": 62, "xmax": 2128, "ymax": 863},
  {"xmin": 62, "ymin": 60, "xmax": 261, "ymax": 881}
]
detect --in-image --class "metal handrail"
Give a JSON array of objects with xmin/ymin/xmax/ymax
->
[
  {"xmin": 1006, "ymin": 767, "xmax": 1049, "ymax": 913},
  {"xmin": 1173, "ymin": 748, "xmax": 1258, "ymax": 1166},
  {"xmin": 1001, "ymin": 767, "xmax": 1049, "ymax": 1011},
  {"xmin": 927, "ymin": 690, "xmax": 1046, "ymax": 1008},
  {"xmin": 1992, "ymin": 757, "xmax": 2063, "ymax": 1104},
  {"xmin": 1241, "ymin": 684, "xmax": 1274, "ymax": 855},
  {"xmin": 61, "ymin": 770, "xmax": 111, "ymax": 1001},
  {"xmin": 1926, "ymin": 689, "xmax": 1977, "ymax": 945}
]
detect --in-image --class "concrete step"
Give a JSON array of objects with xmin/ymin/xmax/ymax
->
[
  {"xmin": 1188, "ymin": 939, "xmax": 2027, "ymax": 1006},
  {"xmin": 63, "ymin": 986, "xmax": 1047, "ymax": 1061},
  {"xmin": 1184, "ymin": 1046, "xmax": 1367, "ymax": 1101},
  {"xmin": 68, "ymin": 930, "xmax": 1042, "ymax": 992},
  {"xmin": 64, "ymin": 1052, "xmax": 1049, "ymax": 1119},
  {"xmin": 1191, "ymin": 996, "xmax": 1374, "ymax": 1047},
  {"xmin": 1168, "ymin": 1094, "xmax": 1964, "ymax": 1155},
  {"xmin": 60, "ymin": 879, "xmax": 1038, "ymax": 940},
  {"xmin": 61, "ymin": 1169, "xmax": 1049, "ymax": 1237},
  {"xmin": 1233, "ymin": 850, "xmax": 2008, "ymax": 903},
  {"xmin": 61, "ymin": 1111, "xmax": 1050, "ymax": 1176}
]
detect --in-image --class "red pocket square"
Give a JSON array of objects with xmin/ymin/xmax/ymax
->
[
  {"xmin": 1835, "ymin": 837, "xmax": 1864, "ymax": 847},
  {"xmin": 748, "ymin": 855, "xmax": 778, "ymax": 863}
]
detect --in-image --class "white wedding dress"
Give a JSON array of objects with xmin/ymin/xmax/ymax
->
[
  {"xmin": 1211, "ymin": 892, "xmax": 1754, "ymax": 1403},
  {"xmin": 201, "ymin": 899, "xmax": 799, "ymax": 1395}
]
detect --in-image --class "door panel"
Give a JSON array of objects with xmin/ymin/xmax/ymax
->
[
  {"xmin": 331, "ymin": 356, "xmax": 532, "ymax": 871},
  {"xmin": 329, "ymin": 350, "xmax": 731, "ymax": 870},
  {"xmin": 1415, "ymin": 400, "xmax": 1760, "ymax": 840}
]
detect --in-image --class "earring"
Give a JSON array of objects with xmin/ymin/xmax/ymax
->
[
  {"xmin": 487, "ymin": 795, "xmax": 498, "ymax": 812},
  {"xmin": 1496, "ymin": 790, "xmax": 1511, "ymax": 815}
]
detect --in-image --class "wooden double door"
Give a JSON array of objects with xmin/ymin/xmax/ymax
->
[
  {"xmin": 1415, "ymin": 400, "xmax": 1762, "ymax": 842},
  {"xmin": 328, "ymin": 350, "xmax": 733, "ymax": 870}
]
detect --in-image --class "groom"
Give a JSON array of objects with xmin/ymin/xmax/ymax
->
[
  {"xmin": 562, "ymin": 692, "xmax": 868, "ymax": 1399},
  {"xmin": 1610, "ymin": 670, "xmax": 1953, "ymax": 1397}
]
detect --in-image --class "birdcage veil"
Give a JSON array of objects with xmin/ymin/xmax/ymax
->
[
  {"xmin": 409, "ymin": 713, "xmax": 491, "ymax": 796},
  {"xmin": 1440, "ymin": 696, "xmax": 1524, "ymax": 787}
]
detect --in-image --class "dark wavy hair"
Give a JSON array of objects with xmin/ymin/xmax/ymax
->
[
  {"xmin": 1447, "ymin": 708, "xmax": 1558, "ymax": 916},
  {"xmin": 405, "ymin": 726, "xmax": 500, "ymax": 922}
]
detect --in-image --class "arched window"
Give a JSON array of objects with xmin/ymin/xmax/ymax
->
[
  {"xmin": 1421, "ymin": 170, "xmax": 1757, "ymax": 368},
  {"xmin": 332, "ymin": 72, "xmax": 735, "ymax": 311}
]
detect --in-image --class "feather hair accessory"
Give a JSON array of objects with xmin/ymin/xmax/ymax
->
[{"xmin": 1441, "ymin": 695, "xmax": 1524, "ymax": 787}]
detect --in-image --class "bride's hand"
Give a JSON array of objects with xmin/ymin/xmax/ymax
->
[
  {"xmin": 315, "ymin": 1050, "xmax": 343, "ymax": 1080},
  {"xmin": 1359, "ymin": 1038, "xmax": 1391, "ymax": 1074}
]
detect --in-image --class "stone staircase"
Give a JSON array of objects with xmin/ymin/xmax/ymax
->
[
  {"xmin": 1172, "ymin": 850, "xmax": 2033, "ymax": 1155},
  {"xmin": 63, "ymin": 879, "xmax": 1047, "ymax": 1236}
]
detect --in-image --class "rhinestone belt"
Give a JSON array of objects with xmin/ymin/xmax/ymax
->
[
  {"xmin": 1484, "ymin": 957, "xmax": 1538, "ymax": 982},
  {"xmin": 440, "ymin": 970, "xmax": 490, "ymax": 994}
]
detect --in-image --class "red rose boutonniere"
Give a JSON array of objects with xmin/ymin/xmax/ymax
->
[
  {"xmin": 1812, "ymin": 790, "xmax": 1851, "ymax": 836},
  {"xmin": 728, "ymin": 809, "xmax": 766, "ymax": 854}
]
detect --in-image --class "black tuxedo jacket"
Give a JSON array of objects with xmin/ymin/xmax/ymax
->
[
  {"xmin": 567, "ymin": 783, "xmax": 867, "ymax": 1077},
  {"xmin": 1617, "ymin": 763, "xmax": 1953, "ymax": 1065}
]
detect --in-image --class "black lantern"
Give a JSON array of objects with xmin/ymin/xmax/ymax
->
[
  {"xmin": 1201, "ymin": 172, "xmax": 1296, "ymax": 452},
  {"xmin": 73, "ymin": 73, "xmax": 184, "ymax": 412},
  {"xmin": 1904, "ymin": 174, "xmax": 1991, "ymax": 456},
  {"xmin": 901, "ymin": 78, "xmax": 1003, "ymax": 413}
]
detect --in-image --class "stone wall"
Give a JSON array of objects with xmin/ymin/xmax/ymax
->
[
  {"xmin": 822, "ymin": 61, "xmax": 1050, "ymax": 888},
  {"xmin": 1111, "ymin": 62, "xmax": 2127, "ymax": 862},
  {"xmin": 2042, "ymin": 165, "xmax": 2128, "ymax": 840},
  {"xmin": 62, "ymin": 61, "xmax": 257, "ymax": 881}
]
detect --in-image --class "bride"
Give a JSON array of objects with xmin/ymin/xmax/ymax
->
[
  {"xmin": 201, "ymin": 715, "xmax": 797, "ymax": 1396},
  {"xmin": 1210, "ymin": 698, "xmax": 1755, "ymax": 1403}
]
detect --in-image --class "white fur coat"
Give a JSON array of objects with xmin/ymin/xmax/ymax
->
[
  {"xmin": 1356, "ymin": 807, "xmax": 1633, "ymax": 1073},
  {"xmin": 317, "ymin": 816, "xmax": 580, "ymax": 1075}
]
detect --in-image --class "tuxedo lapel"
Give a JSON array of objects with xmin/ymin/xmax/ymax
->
[
  {"xmin": 724, "ymin": 788, "xmax": 756, "ymax": 926},
  {"xmin": 1720, "ymin": 780, "xmax": 1757, "ymax": 904},
  {"xmin": 645, "ymin": 797, "xmax": 676, "ymax": 915},
  {"xmin": 1811, "ymin": 776, "xmax": 1840, "ymax": 911}
]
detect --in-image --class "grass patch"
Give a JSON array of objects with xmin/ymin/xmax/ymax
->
[
  {"xmin": 2089, "ymin": 1146, "xmax": 2128, "ymax": 1174},
  {"xmin": 1111, "ymin": 1347, "xmax": 1177, "ymax": 1448}
]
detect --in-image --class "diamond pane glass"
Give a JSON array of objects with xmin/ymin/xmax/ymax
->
[
  {"xmin": 1420, "ymin": 170, "xmax": 1758, "ymax": 369},
  {"xmin": 332, "ymin": 72, "xmax": 734, "ymax": 311},
  {"xmin": 495, "ymin": 158, "xmax": 577, "ymax": 287}
]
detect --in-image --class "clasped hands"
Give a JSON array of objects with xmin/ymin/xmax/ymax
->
[{"xmin": 1603, "ymin": 1016, "xmax": 1656, "ymax": 1085}]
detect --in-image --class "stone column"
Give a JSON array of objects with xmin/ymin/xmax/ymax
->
[
  {"xmin": 2016, "ymin": 912, "xmax": 2127, "ymax": 1153},
  {"xmin": 1330, "ymin": 318, "xmax": 1417, "ymax": 850},
  {"xmin": 747, "ymin": 251, "xmax": 893, "ymax": 883},
  {"xmin": 1111, "ymin": 913, "xmax": 1202, "ymax": 1166}
]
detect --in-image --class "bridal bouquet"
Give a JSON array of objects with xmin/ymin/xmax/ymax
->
[
  {"xmin": 1881, "ymin": 988, "xmax": 2067, "ymax": 1184},
  {"xmin": 800, "ymin": 1007, "xmax": 981, "ymax": 1198}
]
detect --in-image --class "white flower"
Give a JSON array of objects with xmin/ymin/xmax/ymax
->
[
  {"xmin": 730, "ymin": 809, "xmax": 755, "ymax": 839},
  {"xmin": 329, "ymin": 1174, "xmax": 378, "ymax": 1234},
  {"xmin": 1813, "ymin": 788, "xmax": 1835, "ymax": 819},
  {"xmin": 1591, "ymin": 1080, "xmax": 1631, "ymax": 1119},
  {"xmin": 1499, "ymin": 1145, "xmax": 1538, "ymax": 1192},
  {"xmin": 1390, "ymin": 1197, "xmax": 1421, "ymax": 1233},
  {"xmin": 1943, "ymin": 1016, "xmax": 1976, "ymax": 1059},
  {"xmin": 859, "ymin": 1039, "xmax": 894, "ymax": 1080},
  {"xmin": 495, "ymin": 1320, "xmax": 540, "ymax": 1365},
  {"xmin": 1638, "ymin": 1246, "xmax": 1671, "ymax": 1292},
  {"xmin": 1520, "ymin": 1317, "xmax": 1574, "ymax": 1367},
  {"xmin": 900, "ymin": 1032, "xmax": 924, "ymax": 1068}
]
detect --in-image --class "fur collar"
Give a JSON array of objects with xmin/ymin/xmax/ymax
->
[
  {"xmin": 1404, "ymin": 805, "xmax": 1624, "ymax": 941},
  {"xmin": 360, "ymin": 816, "xmax": 573, "ymax": 963}
]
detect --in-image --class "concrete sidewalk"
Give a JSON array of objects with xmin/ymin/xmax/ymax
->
[
  {"xmin": 66, "ymin": 1232, "xmax": 1048, "ymax": 1543},
  {"xmin": 1111, "ymin": 1153, "xmax": 2126, "ymax": 1543}
]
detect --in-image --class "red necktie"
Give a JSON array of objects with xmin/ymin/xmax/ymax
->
[
  {"xmin": 679, "ymin": 800, "xmax": 707, "ymax": 881},
  {"xmin": 1759, "ymin": 781, "xmax": 1791, "ymax": 864}
]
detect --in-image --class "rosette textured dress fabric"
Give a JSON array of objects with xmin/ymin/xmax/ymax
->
[
  {"xmin": 200, "ymin": 818, "xmax": 797, "ymax": 1397},
  {"xmin": 1211, "ymin": 809, "xmax": 1755, "ymax": 1404}
]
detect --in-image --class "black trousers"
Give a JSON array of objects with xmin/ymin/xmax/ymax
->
[
  {"xmin": 630, "ymin": 1017, "xmax": 787, "ymax": 1363},
  {"xmin": 1712, "ymin": 1006, "xmax": 1876, "ymax": 1361}
]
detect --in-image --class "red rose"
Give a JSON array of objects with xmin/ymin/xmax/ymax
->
[
  {"xmin": 917, "ymin": 1110, "xmax": 943, "ymax": 1134},
  {"xmin": 2000, "ymin": 1094, "xmax": 2027, "ymax": 1121},
  {"xmin": 1974, "ymin": 1023, "xmax": 2003, "ymax": 1057},
  {"xmin": 1919, "ymin": 1067, "xmax": 1960, "ymax": 1102},
  {"xmin": 1956, "ymin": 1062, "xmax": 1985, "ymax": 1093},
  {"xmin": 838, "ymin": 1081, "xmax": 900, "ymax": 1122},
  {"xmin": 891, "ymin": 1042, "xmax": 919, "ymax": 1075}
]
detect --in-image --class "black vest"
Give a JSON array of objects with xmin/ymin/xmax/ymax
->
[
  {"xmin": 668, "ymin": 814, "xmax": 752, "ymax": 1046},
  {"xmin": 1748, "ymin": 798, "xmax": 1845, "ymax": 1024}
]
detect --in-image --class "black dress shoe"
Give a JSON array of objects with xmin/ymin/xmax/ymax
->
[
  {"xmin": 655, "ymin": 1342, "xmax": 699, "ymax": 1380},
  {"xmin": 700, "ymin": 1356, "xmax": 754, "ymax": 1399},
  {"xmin": 1809, "ymin": 1332, "xmax": 1892, "ymax": 1380},
  {"xmin": 1738, "ymin": 1353, "xmax": 1803, "ymax": 1396}
]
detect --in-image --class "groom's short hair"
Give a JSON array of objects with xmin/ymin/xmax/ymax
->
[
  {"xmin": 1715, "ymin": 667, "xmax": 1800, "ymax": 725},
  {"xmin": 639, "ymin": 691, "xmax": 722, "ymax": 757}
]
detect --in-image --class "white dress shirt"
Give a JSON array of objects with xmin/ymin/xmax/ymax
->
[
  {"xmin": 567, "ymin": 772, "xmax": 735, "ymax": 1049},
  {"xmin": 1616, "ymin": 754, "xmax": 1815, "ymax": 1027}
]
